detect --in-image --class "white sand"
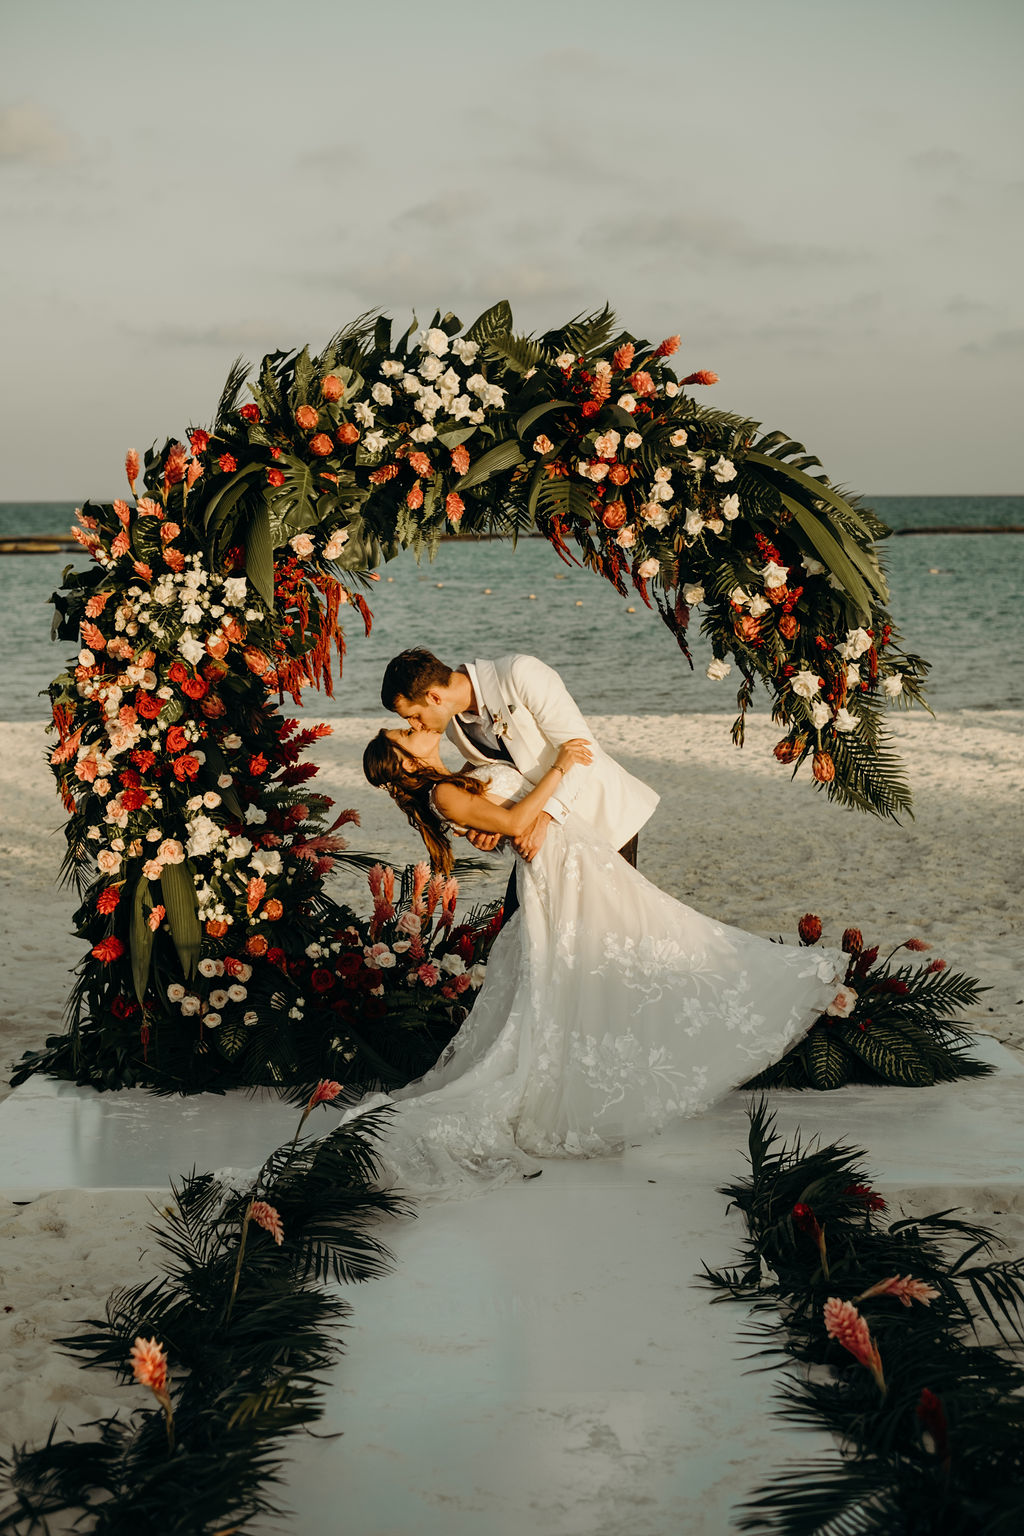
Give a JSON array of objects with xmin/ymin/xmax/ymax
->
[{"xmin": 0, "ymin": 710, "xmax": 1021, "ymax": 1463}]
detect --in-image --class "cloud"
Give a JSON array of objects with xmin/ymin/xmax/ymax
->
[
  {"xmin": 909, "ymin": 147, "xmax": 968, "ymax": 176},
  {"xmin": 962, "ymin": 327, "xmax": 1024, "ymax": 356},
  {"xmin": 591, "ymin": 208, "xmax": 859, "ymax": 269},
  {"xmin": 0, "ymin": 103, "xmax": 73, "ymax": 166},
  {"xmin": 135, "ymin": 319, "xmax": 293, "ymax": 350}
]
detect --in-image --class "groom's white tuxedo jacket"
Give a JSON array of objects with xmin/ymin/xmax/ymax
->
[{"xmin": 445, "ymin": 654, "xmax": 659, "ymax": 851}]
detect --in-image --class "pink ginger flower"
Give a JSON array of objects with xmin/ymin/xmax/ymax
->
[
  {"xmin": 130, "ymin": 1335, "xmax": 168, "ymax": 1395},
  {"xmin": 425, "ymin": 872, "xmax": 445, "ymax": 916},
  {"xmin": 163, "ymin": 442, "xmax": 188, "ymax": 487},
  {"xmin": 627, "ymin": 370, "xmax": 656, "ymax": 397},
  {"xmin": 681, "ymin": 370, "xmax": 718, "ymax": 386},
  {"xmin": 926, "ymin": 958, "xmax": 948, "ymax": 973},
  {"xmin": 74, "ymin": 506, "xmax": 98, "ymax": 530},
  {"xmin": 147, "ymin": 904, "xmax": 166, "ymax": 932},
  {"xmin": 187, "ymin": 461, "xmax": 204, "ymax": 488},
  {"xmin": 440, "ymin": 877, "xmax": 459, "ymax": 928},
  {"xmin": 856, "ymin": 1275, "xmax": 940, "ymax": 1308},
  {"xmin": 125, "ymin": 448, "xmax": 140, "ymax": 490},
  {"xmin": 136, "ymin": 496, "xmax": 164, "ymax": 519},
  {"xmin": 113, "ymin": 498, "xmax": 131, "ymax": 527},
  {"xmin": 71, "ymin": 525, "xmax": 100, "ymax": 553},
  {"xmin": 411, "ymin": 860, "xmax": 431, "ymax": 911},
  {"xmin": 445, "ymin": 492, "xmax": 465, "ymax": 525},
  {"xmin": 110, "ymin": 530, "xmax": 130, "ymax": 558},
  {"xmin": 823, "ymin": 1297, "xmax": 886, "ymax": 1393},
  {"xmin": 904, "ymin": 938, "xmax": 931, "ymax": 951},
  {"xmin": 250, "ymin": 1200, "xmax": 284, "ymax": 1245},
  {"xmin": 654, "ymin": 334, "xmax": 681, "ymax": 357},
  {"xmin": 382, "ymin": 866, "xmax": 395, "ymax": 904},
  {"xmin": 308, "ymin": 1079, "xmax": 343, "ymax": 1108},
  {"xmin": 367, "ymin": 863, "xmax": 385, "ymax": 901},
  {"xmin": 612, "ymin": 342, "xmax": 635, "ymax": 371}
]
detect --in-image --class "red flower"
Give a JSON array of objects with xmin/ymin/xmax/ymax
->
[
  {"xmin": 681, "ymin": 370, "xmax": 718, "ymax": 386},
  {"xmin": 654, "ymin": 334, "xmax": 681, "ymax": 357},
  {"xmin": 163, "ymin": 442, "xmax": 188, "ymax": 487},
  {"xmin": 336, "ymin": 952, "xmax": 362, "ymax": 979},
  {"xmin": 310, "ymin": 968, "xmax": 335, "ymax": 992},
  {"xmin": 607, "ymin": 463, "xmax": 630, "ymax": 486},
  {"xmin": 336, "ymin": 422, "xmax": 359, "ymax": 445},
  {"xmin": 904, "ymin": 937, "xmax": 930, "ymax": 952},
  {"xmin": 295, "ymin": 404, "xmax": 319, "ymax": 431},
  {"xmin": 369, "ymin": 462, "xmax": 399, "ymax": 484},
  {"xmin": 249, "ymin": 753, "xmax": 268, "ymax": 776},
  {"xmin": 309, "ymin": 433, "xmax": 333, "ymax": 457},
  {"xmin": 188, "ymin": 428, "xmax": 209, "ymax": 454},
  {"xmin": 798, "ymin": 913, "xmax": 823, "ymax": 945},
  {"xmin": 916, "ymin": 1388, "xmax": 949, "ymax": 1461},
  {"xmin": 205, "ymin": 918, "xmax": 229, "ymax": 937},
  {"xmin": 445, "ymin": 492, "xmax": 465, "ymax": 525},
  {"xmin": 792, "ymin": 1202, "xmax": 822, "ymax": 1238},
  {"xmin": 309, "ymin": 1079, "xmax": 343, "ymax": 1105},
  {"xmin": 406, "ymin": 482, "xmax": 424, "ymax": 510},
  {"xmin": 121, "ymin": 787, "xmax": 149, "ymax": 811},
  {"xmin": 168, "ymin": 661, "xmax": 188, "ymax": 685},
  {"xmin": 246, "ymin": 934, "xmax": 269, "ymax": 957},
  {"xmin": 173, "ymin": 754, "xmax": 200, "ymax": 781},
  {"xmin": 267, "ymin": 466, "xmax": 286, "ymax": 488},
  {"xmin": 321, "ymin": 374, "xmax": 345, "ymax": 401},
  {"xmin": 125, "ymin": 449, "xmax": 140, "ymax": 489},
  {"xmin": 580, "ymin": 400, "xmax": 600, "ymax": 417},
  {"xmin": 131, "ymin": 748, "xmax": 156, "ymax": 771},
  {"xmin": 841, "ymin": 927, "xmax": 863, "ymax": 956},
  {"xmin": 844, "ymin": 1183, "xmax": 887, "ymax": 1212},
  {"xmin": 240, "ymin": 403, "xmax": 261, "ymax": 424},
  {"xmin": 96, "ymin": 887, "xmax": 121, "ymax": 914},
  {"xmin": 408, "ymin": 450, "xmax": 432, "ymax": 477},
  {"xmin": 450, "ymin": 445, "xmax": 470, "ymax": 475},
  {"xmin": 602, "ymin": 503, "xmax": 627, "ymax": 530},
  {"xmin": 926, "ymin": 958, "xmax": 948, "ymax": 973},
  {"xmin": 218, "ymin": 453, "xmax": 238, "ymax": 474},
  {"xmin": 165, "ymin": 725, "xmax": 188, "ymax": 754},
  {"xmin": 136, "ymin": 691, "xmax": 163, "ymax": 719},
  {"xmin": 266, "ymin": 946, "xmax": 286, "ymax": 967},
  {"xmin": 92, "ymin": 936, "xmax": 125, "ymax": 963},
  {"xmin": 181, "ymin": 675, "xmax": 209, "ymax": 700},
  {"xmin": 612, "ymin": 342, "xmax": 635, "ymax": 371},
  {"xmin": 250, "ymin": 1200, "xmax": 284, "ymax": 1245}
]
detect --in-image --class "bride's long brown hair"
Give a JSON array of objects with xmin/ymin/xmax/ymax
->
[{"xmin": 362, "ymin": 730, "xmax": 488, "ymax": 876}]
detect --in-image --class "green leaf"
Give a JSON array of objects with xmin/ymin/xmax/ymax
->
[
  {"xmin": 516, "ymin": 399, "xmax": 572, "ymax": 439},
  {"xmin": 215, "ymin": 1023, "xmax": 249, "ymax": 1061},
  {"xmin": 245, "ymin": 502, "xmax": 275, "ymax": 605},
  {"xmin": 130, "ymin": 877, "xmax": 155, "ymax": 1006},
  {"xmin": 160, "ymin": 861, "xmax": 202, "ymax": 979},
  {"xmin": 434, "ymin": 425, "xmax": 477, "ymax": 449},
  {"xmin": 803, "ymin": 1027, "xmax": 849, "ymax": 1089},
  {"xmin": 485, "ymin": 332, "xmax": 547, "ymax": 374},
  {"xmin": 373, "ymin": 316, "xmax": 392, "ymax": 353},
  {"xmin": 454, "ymin": 438, "xmax": 525, "ymax": 491},
  {"xmin": 778, "ymin": 493, "xmax": 876, "ymax": 620},
  {"xmin": 838, "ymin": 1020, "xmax": 934, "ymax": 1084},
  {"xmin": 203, "ymin": 461, "xmax": 263, "ymax": 534},
  {"xmin": 744, "ymin": 450, "xmax": 884, "ymax": 561},
  {"xmin": 465, "ymin": 299, "xmax": 513, "ymax": 344}
]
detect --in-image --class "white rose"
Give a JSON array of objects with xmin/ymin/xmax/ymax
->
[
  {"xmin": 157, "ymin": 839, "xmax": 185, "ymax": 865},
  {"xmin": 227, "ymin": 983, "xmax": 247, "ymax": 1001},
  {"xmin": 439, "ymin": 953, "xmax": 466, "ymax": 975},
  {"xmin": 225, "ymin": 835, "xmax": 252, "ymax": 861},
  {"xmin": 840, "ymin": 627, "xmax": 873, "ymax": 660},
  {"xmin": 78, "ymin": 648, "xmax": 95, "ymax": 667},
  {"xmin": 762, "ymin": 561, "xmax": 788, "ymax": 589},
  {"xmin": 707, "ymin": 517, "xmax": 724, "ymax": 534},
  {"xmin": 790, "ymin": 670, "xmax": 822, "ymax": 700},
  {"xmin": 450, "ymin": 337, "xmax": 479, "ymax": 363},
  {"xmin": 826, "ymin": 985, "xmax": 858, "ymax": 1018},
  {"xmin": 202, "ymin": 791, "xmax": 221, "ymax": 809},
  {"xmin": 688, "ymin": 453, "xmax": 706, "ymax": 472},
  {"xmin": 682, "ymin": 583, "xmax": 704, "ymax": 604},
  {"xmin": 637, "ymin": 558, "xmax": 660, "ymax": 578},
  {"xmin": 380, "ymin": 359, "xmax": 404, "ymax": 378},
  {"xmin": 354, "ymin": 401, "xmax": 376, "ymax": 426},
  {"xmin": 421, "ymin": 327, "xmax": 449, "ymax": 356},
  {"xmin": 554, "ymin": 352, "xmax": 575, "ymax": 369},
  {"xmin": 181, "ymin": 602, "xmax": 203, "ymax": 625},
  {"xmin": 664, "ymin": 381, "xmax": 679, "ymax": 397},
  {"xmin": 371, "ymin": 383, "xmax": 393, "ymax": 406},
  {"xmin": 653, "ymin": 465, "xmax": 672, "ymax": 482},
  {"xmin": 167, "ymin": 983, "xmax": 186, "ymax": 1002},
  {"xmin": 469, "ymin": 961, "xmax": 488, "ymax": 987},
  {"xmin": 721, "ymin": 494, "xmax": 740, "ymax": 520},
  {"xmin": 178, "ymin": 633, "xmax": 204, "ymax": 666},
  {"xmin": 747, "ymin": 594, "xmax": 770, "ymax": 617},
  {"xmin": 711, "ymin": 456, "xmax": 737, "ymax": 482},
  {"xmin": 222, "ymin": 734, "xmax": 242, "ymax": 750},
  {"xmin": 651, "ymin": 481, "xmax": 673, "ymax": 502},
  {"xmin": 96, "ymin": 848, "xmax": 122, "ymax": 873},
  {"xmin": 643, "ymin": 504, "xmax": 670, "ymax": 530},
  {"xmin": 363, "ymin": 430, "xmax": 387, "ymax": 455},
  {"xmin": 617, "ymin": 394, "xmax": 637, "ymax": 413},
  {"xmin": 401, "ymin": 372, "xmax": 420, "ymax": 394},
  {"xmin": 684, "ymin": 510, "xmax": 704, "ymax": 536},
  {"xmin": 244, "ymin": 804, "xmax": 267, "ymax": 825},
  {"xmin": 669, "ymin": 428, "xmax": 688, "ymax": 447},
  {"xmin": 418, "ymin": 354, "xmax": 444, "ymax": 381},
  {"xmin": 624, "ymin": 431, "xmax": 642, "ymax": 449},
  {"xmin": 706, "ymin": 658, "xmax": 731, "ymax": 681},
  {"xmin": 209, "ymin": 989, "xmax": 229, "ymax": 1009},
  {"xmin": 810, "ymin": 699, "xmax": 831, "ymax": 729},
  {"xmin": 410, "ymin": 424, "xmax": 436, "ymax": 442},
  {"xmin": 801, "ymin": 554, "xmax": 826, "ymax": 576},
  {"xmin": 251, "ymin": 848, "xmax": 282, "ymax": 876},
  {"xmin": 589, "ymin": 462, "xmax": 609, "ymax": 482},
  {"xmin": 186, "ymin": 817, "xmax": 222, "ymax": 857},
  {"xmin": 833, "ymin": 707, "xmax": 859, "ymax": 732},
  {"xmin": 593, "ymin": 431, "xmax": 620, "ymax": 458},
  {"xmin": 616, "ymin": 526, "xmax": 636, "ymax": 548},
  {"xmin": 289, "ymin": 534, "xmax": 315, "ymax": 559},
  {"xmin": 323, "ymin": 530, "xmax": 349, "ymax": 561},
  {"xmin": 417, "ymin": 386, "xmax": 442, "ymax": 418},
  {"xmin": 198, "ymin": 958, "xmax": 219, "ymax": 978},
  {"xmin": 882, "ymin": 674, "xmax": 904, "ymax": 697},
  {"xmin": 180, "ymin": 995, "xmax": 201, "ymax": 1016},
  {"xmin": 846, "ymin": 664, "xmax": 862, "ymax": 688},
  {"xmin": 222, "ymin": 576, "xmax": 247, "ymax": 607},
  {"xmin": 203, "ymin": 1013, "xmax": 222, "ymax": 1028}
]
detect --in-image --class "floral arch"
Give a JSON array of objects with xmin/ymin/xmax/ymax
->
[{"xmin": 27, "ymin": 301, "xmax": 929, "ymax": 1092}]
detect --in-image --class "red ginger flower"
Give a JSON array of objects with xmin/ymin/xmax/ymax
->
[
  {"xmin": 163, "ymin": 442, "xmax": 188, "ymax": 486},
  {"xmin": 792, "ymin": 1201, "xmax": 822, "ymax": 1238},
  {"xmin": 445, "ymin": 492, "xmax": 464, "ymax": 524},
  {"xmin": 627, "ymin": 370, "xmax": 656, "ymax": 397},
  {"xmin": 369, "ymin": 463, "xmax": 399, "ymax": 484},
  {"xmin": 612, "ymin": 342, "xmax": 635, "ymax": 371},
  {"xmin": 188, "ymin": 427, "xmax": 209, "ymax": 454},
  {"xmin": 92, "ymin": 936, "xmax": 125, "ymax": 963},
  {"xmin": 130, "ymin": 1336, "xmax": 168, "ymax": 1394},
  {"xmin": 250, "ymin": 1200, "xmax": 284, "ymax": 1245},
  {"xmin": 798, "ymin": 913, "xmax": 822, "ymax": 945},
  {"xmin": 450, "ymin": 445, "xmax": 470, "ymax": 475},
  {"xmin": 125, "ymin": 448, "xmax": 140, "ymax": 490},
  {"xmin": 681, "ymin": 370, "xmax": 718, "ymax": 386},
  {"xmin": 654, "ymin": 334, "xmax": 681, "ymax": 357},
  {"xmin": 81, "ymin": 621, "xmax": 107, "ymax": 652},
  {"xmin": 856, "ymin": 1274, "xmax": 940, "ymax": 1307},
  {"xmin": 309, "ymin": 1079, "xmax": 343, "ymax": 1108},
  {"xmin": 406, "ymin": 482, "xmax": 424, "ymax": 510},
  {"xmin": 409, "ymin": 451, "xmax": 432, "ymax": 477},
  {"xmin": 823, "ymin": 1297, "xmax": 886, "ymax": 1392},
  {"xmin": 96, "ymin": 887, "xmax": 120, "ymax": 914}
]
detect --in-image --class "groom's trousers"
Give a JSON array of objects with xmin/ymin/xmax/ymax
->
[{"xmin": 499, "ymin": 834, "xmax": 639, "ymax": 929}]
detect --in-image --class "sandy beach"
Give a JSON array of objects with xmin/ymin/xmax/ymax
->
[{"xmin": 1, "ymin": 709, "xmax": 1021, "ymax": 1465}]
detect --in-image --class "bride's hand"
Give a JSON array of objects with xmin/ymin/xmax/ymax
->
[{"xmin": 555, "ymin": 738, "xmax": 593, "ymax": 774}]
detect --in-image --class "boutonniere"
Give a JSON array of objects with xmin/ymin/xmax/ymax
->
[{"xmin": 492, "ymin": 703, "xmax": 517, "ymax": 738}]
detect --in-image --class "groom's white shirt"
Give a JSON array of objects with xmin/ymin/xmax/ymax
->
[{"xmin": 446, "ymin": 654, "xmax": 659, "ymax": 851}]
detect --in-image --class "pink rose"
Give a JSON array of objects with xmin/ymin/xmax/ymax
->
[
  {"xmin": 416, "ymin": 962, "xmax": 440, "ymax": 987},
  {"xmin": 96, "ymin": 849, "xmax": 121, "ymax": 873},
  {"xmin": 289, "ymin": 534, "xmax": 315, "ymax": 559},
  {"xmin": 396, "ymin": 911, "xmax": 423, "ymax": 936}
]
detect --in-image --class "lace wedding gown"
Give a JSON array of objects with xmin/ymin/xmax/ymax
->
[{"xmin": 342, "ymin": 763, "xmax": 844, "ymax": 1200}]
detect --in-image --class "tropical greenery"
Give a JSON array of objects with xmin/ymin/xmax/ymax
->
[
  {"xmin": 24, "ymin": 300, "xmax": 931, "ymax": 1092},
  {"xmin": 742, "ymin": 919, "xmax": 989, "ymax": 1091},
  {"xmin": 701, "ymin": 1101, "xmax": 1024, "ymax": 1533}
]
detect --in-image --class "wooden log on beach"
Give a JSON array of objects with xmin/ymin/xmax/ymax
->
[
  {"xmin": 893, "ymin": 525, "xmax": 1024, "ymax": 536},
  {"xmin": 0, "ymin": 535, "xmax": 77, "ymax": 555}
]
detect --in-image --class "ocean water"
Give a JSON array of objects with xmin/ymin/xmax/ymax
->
[{"xmin": 1, "ymin": 497, "xmax": 1021, "ymax": 722}]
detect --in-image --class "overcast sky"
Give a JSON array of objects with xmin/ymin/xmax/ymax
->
[{"xmin": 1, "ymin": 0, "xmax": 1020, "ymax": 499}]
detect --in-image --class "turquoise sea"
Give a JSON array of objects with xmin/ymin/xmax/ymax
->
[{"xmin": 1, "ymin": 497, "xmax": 1021, "ymax": 721}]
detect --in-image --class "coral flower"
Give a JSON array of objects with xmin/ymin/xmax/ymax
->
[
  {"xmin": 130, "ymin": 1336, "xmax": 168, "ymax": 1394},
  {"xmin": 267, "ymin": 467, "xmax": 285, "ymax": 488},
  {"xmin": 188, "ymin": 428, "xmax": 210, "ymax": 454},
  {"xmin": 92, "ymin": 936, "xmax": 126, "ymax": 963},
  {"xmin": 681, "ymin": 370, "xmax": 719, "ymax": 386},
  {"xmin": 295, "ymin": 404, "xmax": 319, "ymax": 431},
  {"xmin": 773, "ymin": 737, "xmax": 803, "ymax": 763},
  {"xmin": 309, "ymin": 433, "xmax": 334, "ymax": 457},
  {"xmin": 926, "ymin": 958, "xmax": 948, "ymax": 973},
  {"xmin": 246, "ymin": 933, "xmax": 269, "ymax": 957},
  {"xmin": 369, "ymin": 462, "xmax": 400, "ymax": 484},
  {"xmin": 205, "ymin": 918, "xmax": 229, "ymax": 938},
  {"xmin": 406, "ymin": 482, "xmax": 424, "ymax": 510},
  {"xmin": 321, "ymin": 374, "xmax": 344, "ymax": 401},
  {"xmin": 408, "ymin": 451, "xmax": 432, "ymax": 477},
  {"xmin": 163, "ymin": 442, "xmax": 188, "ymax": 487},
  {"xmin": 250, "ymin": 1200, "xmax": 284, "ymax": 1245},
  {"xmin": 110, "ymin": 530, "xmax": 131, "ymax": 558},
  {"xmin": 856, "ymin": 1274, "xmax": 940, "ymax": 1307},
  {"xmin": 904, "ymin": 938, "xmax": 931, "ymax": 952},
  {"xmin": 612, "ymin": 342, "xmax": 635, "ymax": 371},
  {"xmin": 218, "ymin": 453, "xmax": 238, "ymax": 474},
  {"xmin": 240, "ymin": 403, "xmax": 261, "ymax": 424},
  {"xmin": 136, "ymin": 497, "xmax": 164, "ymax": 519},
  {"xmin": 309, "ymin": 1079, "xmax": 343, "ymax": 1107},
  {"xmin": 246, "ymin": 877, "xmax": 267, "ymax": 915},
  {"xmin": 125, "ymin": 449, "xmax": 140, "ymax": 490},
  {"xmin": 96, "ymin": 887, "xmax": 121, "ymax": 914},
  {"xmin": 450, "ymin": 445, "xmax": 470, "ymax": 475},
  {"xmin": 445, "ymin": 492, "xmax": 465, "ymax": 525},
  {"xmin": 654, "ymin": 334, "xmax": 681, "ymax": 357},
  {"xmin": 798, "ymin": 913, "xmax": 822, "ymax": 945},
  {"xmin": 336, "ymin": 422, "xmax": 360, "ymax": 445},
  {"xmin": 823, "ymin": 1297, "xmax": 886, "ymax": 1393},
  {"xmin": 147, "ymin": 904, "xmax": 165, "ymax": 931}
]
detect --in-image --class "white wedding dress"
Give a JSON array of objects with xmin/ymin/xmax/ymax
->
[{"xmin": 341, "ymin": 763, "xmax": 844, "ymax": 1200}]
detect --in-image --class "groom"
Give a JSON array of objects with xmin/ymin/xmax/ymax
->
[{"xmin": 380, "ymin": 649, "xmax": 659, "ymax": 890}]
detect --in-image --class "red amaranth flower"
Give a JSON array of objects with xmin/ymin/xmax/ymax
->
[
  {"xmin": 798, "ymin": 913, "xmax": 823, "ymax": 945},
  {"xmin": 250, "ymin": 1200, "xmax": 284, "ymax": 1245},
  {"xmin": 96, "ymin": 887, "xmax": 121, "ymax": 914},
  {"xmin": 681, "ymin": 370, "xmax": 718, "ymax": 386},
  {"xmin": 823, "ymin": 1297, "xmax": 886, "ymax": 1392},
  {"xmin": 240, "ymin": 403, "xmax": 261, "ymax": 424},
  {"xmin": 92, "ymin": 936, "xmax": 125, "ymax": 963},
  {"xmin": 218, "ymin": 453, "xmax": 238, "ymax": 474},
  {"xmin": 309, "ymin": 432, "xmax": 333, "ymax": 457}
]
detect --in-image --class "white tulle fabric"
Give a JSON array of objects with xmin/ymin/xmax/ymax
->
[{"xmin": 341, "ymin": 763, "xmax": 844, "ymax": 1200}]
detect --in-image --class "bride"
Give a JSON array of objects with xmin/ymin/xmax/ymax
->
[{"xmin": 347, "ymin": 725, "xmax": 845, "ymax": 1199}]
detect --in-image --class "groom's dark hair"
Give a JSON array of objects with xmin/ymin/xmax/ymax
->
[{"xmin": 381, "ymin": 648, "xmax": 454, "ymax": 709}]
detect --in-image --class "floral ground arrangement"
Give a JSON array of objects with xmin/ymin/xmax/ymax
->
[
  {"xmin": 21, "ymin": 301, "xmax": 935, "ymax": 1093},
  {"xmin": 741, "ymin": 918, "xmax": 988, "ymax": 1091},
  {"xmin": 702, "ymin": 1103, "xmax": 1024, "ymax": 1533}
]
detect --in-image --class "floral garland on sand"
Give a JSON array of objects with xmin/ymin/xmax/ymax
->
[{"xmin": 23, "ymin": 301, "xmax": 933, "ymax": 1092}]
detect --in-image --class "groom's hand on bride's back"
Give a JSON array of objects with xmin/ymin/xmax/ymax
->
[{"xmin": 514, "ymin": 812, "xmax": 553, "ymax": 862}]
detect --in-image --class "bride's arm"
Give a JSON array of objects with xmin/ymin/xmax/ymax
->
[{"xmin": 433, "ymin": 740, "xmax": 590, "ymax": 838}]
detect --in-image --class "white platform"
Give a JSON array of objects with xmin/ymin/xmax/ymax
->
[{"xmin": 2, "ymin": 1034, "xmax": 1021, "ymax": 1536}]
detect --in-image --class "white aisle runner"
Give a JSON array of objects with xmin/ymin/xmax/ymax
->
[{"xmin": 1, "ymin": 1033, "xmax": 1020, "ymax": 1535}]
